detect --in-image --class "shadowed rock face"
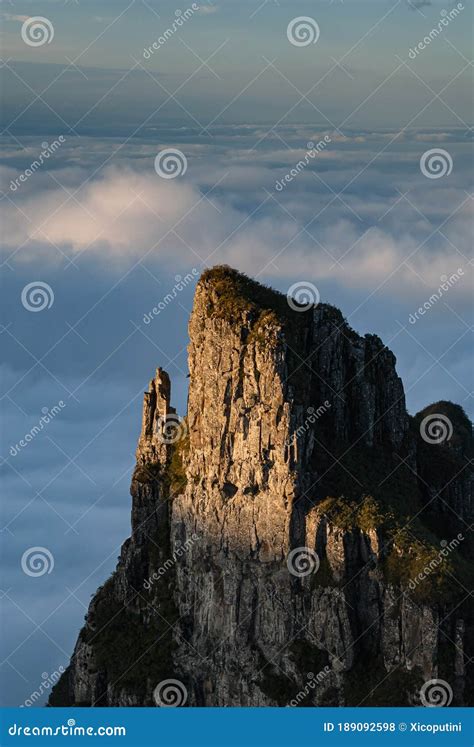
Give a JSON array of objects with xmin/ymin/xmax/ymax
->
[{"xmin": 50, "ymin": 266, "xmax": 473, "ymax": 708}]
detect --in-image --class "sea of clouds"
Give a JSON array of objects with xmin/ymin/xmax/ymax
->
[{"xmin": 1, "ymin": 125, "xmax": 472, "ymax": 705}]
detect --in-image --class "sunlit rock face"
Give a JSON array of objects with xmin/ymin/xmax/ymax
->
[{"xmin": 50, "ymin": 266, "xmax": 473, "ymax": 708}]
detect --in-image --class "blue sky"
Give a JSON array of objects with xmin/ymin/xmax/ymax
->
[
  {"xmin": 1, "ymin": 0, "xmax": 473, "ymax": 130},
  {"xmin": 1, "ymin": 0, "xmax": 473, "ymax": 706}
]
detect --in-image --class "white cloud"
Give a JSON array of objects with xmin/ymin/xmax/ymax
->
[
  {"xmin": 197, "ymin": 4, "xmax": 220, "ymax": 14},
  {"xmin": 1, "ymin": 123, "xmax": 471, "ymax": 306},
  {"xmin": 1, "ymin": 13, "xmax": 30, "ymax": 22}
]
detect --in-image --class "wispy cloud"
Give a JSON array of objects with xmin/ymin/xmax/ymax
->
[
  {"xmin": 197, "ymin": 4, "xmax": 220, "ymax": 14},
  {"xmin": 1, "ymin": 13, "xmax": 30, "ymax": 23}
]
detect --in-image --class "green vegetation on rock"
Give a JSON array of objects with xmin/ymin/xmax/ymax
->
[
  {"xmin": 82, "ymin": 573, "xmax": 177, "ymax": 701},
  {"xmin": 317, "ymin": 494, "xmax": 469, "ymax": 603},
  {"xmin": 199, "ymin": 266, "xmax": 310, "ymax": 351},
  {"xmin": 168, "ymin": 428, "xmax": 189, "ymax": 495}
]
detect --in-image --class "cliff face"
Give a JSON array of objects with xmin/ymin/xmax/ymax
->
[{"xmin": 50, "ymin": 267, "xmax": 473, "ymax": 708}]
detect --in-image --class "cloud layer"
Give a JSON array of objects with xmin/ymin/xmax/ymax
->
[
  {"xmin": 2, "ymin": 129, "xmax": 472, "ymax": 304},
  {"xmin": 1, "ymin": 127, "xmax": 472, "ymax": 706}
]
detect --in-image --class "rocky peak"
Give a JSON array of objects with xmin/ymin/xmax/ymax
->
[
  {"xmin": 136, "ymin": 367, "xmax": 176, "ymax": 466},
  {"xmin": 50, "ymin": 266, "xmax": 473, "ymax": 709}
]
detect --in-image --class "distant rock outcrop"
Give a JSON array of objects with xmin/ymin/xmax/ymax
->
[{"xmin": 50, "ymin": 266, "xmax": 473, "ymax": 707}]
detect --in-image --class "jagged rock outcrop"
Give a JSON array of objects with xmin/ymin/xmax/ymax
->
[{"xmin": 50, "ymin": 267, "xmax": 473, "ymax": 708}]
